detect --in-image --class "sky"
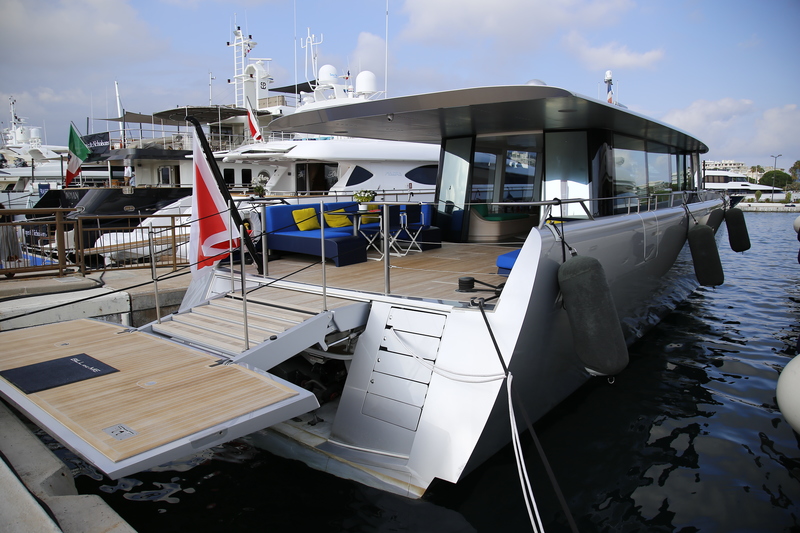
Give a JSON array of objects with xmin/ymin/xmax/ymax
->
[{"xmin": 1, "ymin": 0, "xmax": 798, "ymax": 171}]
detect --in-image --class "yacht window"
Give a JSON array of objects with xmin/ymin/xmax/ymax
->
[
  {"xmin": 345, "ymin": 165, "xmax": 374, "ymax": 187},
  {"xmin": 437, "ymin": 137, "xmax": 473, "ymax": 241},
  {"xmin": 544, "ymin": 131, "xmax": 589, "ymax": 217},
  {"xmin": 504, "ymin": 150, "xmax": 538, "ymax": 202},
  {"xmin": 323, "ymin": 164, "xmax": 338, "ymax": 190},
  {"xmin": 646, "ymin": 142, "xmax": 671, "ymax": 195},
  {"xmin": 242, "ymin": 168, "xmax": 252, "ymax": 186},
  {"xmin": 472, "ymin": 152, "xmax": 498, "ymax": 203},
  {"xmin": 613, "ymin": 135, "xmax": 647, "ymax": 210},
  {"xmin": 158, "ymin": 166, "xmax": 173, "ymax": 185},
  {"xmin": 405, "ymin": 165, "xmax": 437, "ymax": 186},
  {"xmin": 223, "ymin": 168, "xmax": 235, "ymax": 187}
]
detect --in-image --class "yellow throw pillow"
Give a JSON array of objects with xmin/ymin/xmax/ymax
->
[
  {"xmin": 323, "ymin": 209, "xmax": 353, "ymax": 228},
  {"xmin": 292, "ymin": 207, "xmax": 320, "ymax": 231},
  {"xmin": 361, "ymin": 204, "xmax": 379, "ymax": 224}
]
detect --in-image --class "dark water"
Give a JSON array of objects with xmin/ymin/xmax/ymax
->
[{"xmin": 49, "ymin": 211, "xmax": 800, "ymax": 532}]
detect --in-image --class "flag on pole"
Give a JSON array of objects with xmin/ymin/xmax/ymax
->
[
  {"xmin": 65, "ymin": 125, "xmax": 90, "ymax": 187},
  {"xmin": 246, "ymin": 99, "xmax": 263, "ymax": 142},
  {"xmin": 188, "ymin": 132, "xmax": 240, "ymax": 274}
]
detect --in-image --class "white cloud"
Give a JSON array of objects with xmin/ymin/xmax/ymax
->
[
  {"xmin": 661, "ymin": 98, "xmax": 754, "ymax": 134},
  {"xmin": 751, "ymin": 104, "xmax": 799, "ymax": 158},
  {"xmin": 399, "ymin": 0, "xmax": 634, "ymax": 48},
  {"xmin": 350, "ymin": 32, "xmax": 387, "ymax": 87},
  {"xmin": 0, "ymin": 0, "xmax": 163, "ymax": 72},
  {"xmin": 563, "ymin": 31, "xmax": 664, "ymax": 70},
  {"xmin": 661, "ymin": 99, "xmax": 799, "ymax": 166}
]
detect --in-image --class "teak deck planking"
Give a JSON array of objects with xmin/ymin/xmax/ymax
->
[
  {"xmin": 0, "ymin": 319, "xmax": 297, "ymax": 463},
  {"xmin": 257, "ymin": 242, "xmax": 514, "ymax": 303}
]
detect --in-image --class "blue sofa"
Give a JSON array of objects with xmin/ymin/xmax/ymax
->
[
  {"xmin": 263, "ymin": 202, "xmax": 442, "ymax": 266},
  {"xmin": 263, "ymin": 201, "xmax": 368, "ymax": 266}
]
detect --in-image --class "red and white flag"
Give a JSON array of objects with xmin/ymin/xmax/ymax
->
[
  {"xmin": 189, "ymin": 132, "xmax": 240, "ymax": 274},
  {"xmin": 246, "ymin": 100, "xmax": 263, "ymax": 142}
]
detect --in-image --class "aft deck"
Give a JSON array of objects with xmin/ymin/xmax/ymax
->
[{"xmin": 255, "ymin": 241, "xmax": 517, "ymax": 304}]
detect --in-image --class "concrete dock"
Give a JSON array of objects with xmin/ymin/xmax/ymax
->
[{"xmin": 0, "ymin": 267, "xmax": 194, "ymax": 532}]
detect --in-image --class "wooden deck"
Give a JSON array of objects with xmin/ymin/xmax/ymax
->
[
  {"xmin": 0, "ymin": 319, "xmax": 299, "ymax": 463},
  {"xmin": 257, "ymin": 242, "xmax": 517, "ymax": 303}
]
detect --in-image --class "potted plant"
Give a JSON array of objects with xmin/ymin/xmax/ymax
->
[{"xmin": 353, "ymin": 190, "xmax": 376, "ymax": 209}]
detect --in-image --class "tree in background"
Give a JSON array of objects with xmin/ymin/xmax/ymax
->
[
  {"xmin": 759, "ymin": 170, "xmax": 792, "ymax": 189},
  {"xmin": 790, "ymin": 160, "xmax": 800, "ymax": 181}
]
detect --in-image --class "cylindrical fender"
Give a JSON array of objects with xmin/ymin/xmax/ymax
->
[
  {"xmin": 688, "ymin": 223, "xmax": 724, "ymax": 287},
  {"xmin": 725, "ymin": 208, "xmax": 751, "ymax": 252},
  {"xmin": 557, "ymin": 255, "xmax": 628, "ymax": 376},
  {"xmin": 706, "ymin": 208, "xmax": 725, "ymax": 233}
]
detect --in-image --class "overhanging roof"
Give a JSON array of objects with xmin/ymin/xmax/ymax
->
[
  {"xmin": 269, "ymin": 84, "xmax": 709, "ymax": 153},
  {"xmin": 152, "ymin": 106, "xmax": 250, "ymax": 124},
  {"xmin": 99, "ymin": 111, "xmax": 185, "ymax": 127}
]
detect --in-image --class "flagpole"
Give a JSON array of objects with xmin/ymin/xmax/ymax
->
[{"xmin": 185, "ymin": 115, "xmax": 263, "ymax": 274}]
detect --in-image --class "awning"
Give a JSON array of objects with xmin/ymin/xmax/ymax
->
[
  {"xmin": 152, "ymin": 106, "xmax": 250, "ymax": 124},
  {"xmin": 98, "ymin": 111, "xmax": 185, "ymax": 127}
]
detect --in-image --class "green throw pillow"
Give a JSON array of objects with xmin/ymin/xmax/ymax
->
[{"xmin": 292, "ymin": 207, "xmax": 321, "ymax": 231}]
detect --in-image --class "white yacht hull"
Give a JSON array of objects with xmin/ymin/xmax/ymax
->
[{"xmin": 238, "ymin": 198, "xmax": 720, "ymax": 497}]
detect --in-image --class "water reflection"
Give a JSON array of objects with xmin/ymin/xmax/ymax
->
[{"xmin": 40, "ymin": 213, "xmax": 800, "ymax": 531}]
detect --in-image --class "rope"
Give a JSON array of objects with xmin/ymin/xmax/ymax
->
[{"xmin": 477, "ymin": 298, "xmax": 579, "ymax": 533}]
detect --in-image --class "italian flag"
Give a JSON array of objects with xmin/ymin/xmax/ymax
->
[{"xmin": 65, "ymin": 124, "xmax": 90, "ymax": 187}]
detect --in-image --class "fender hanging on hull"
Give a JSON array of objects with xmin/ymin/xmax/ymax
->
[
  {"xmin": 725, "ymin": 207, "xmax": 751, "ymax": 252},
  {"xmin": 688, "ymin": 223, "xmax": 724, "ymax": 287},
  {"xmin": 706, "ymin": 208, "xmax": 725, "ymax": 233},
  {"xmin": 557, "ymin": 255, "xmax": 628, "ymax": 376}
]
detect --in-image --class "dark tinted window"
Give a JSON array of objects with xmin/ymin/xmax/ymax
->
[
  {"xmin": 405, "ymin": 165, "xmax": 438, "ymax": 185},
  {"xmin": 223, "ymin": 168, "xmax": 235, "ymax": 186},
  {"xmin": 345, "ymin": 165, "xmax": 374, "ymax": 186}
]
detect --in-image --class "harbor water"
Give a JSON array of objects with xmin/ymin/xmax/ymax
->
[{"xmin": 41, "ymin": 211, "xmax": 800, "ymax": 532}]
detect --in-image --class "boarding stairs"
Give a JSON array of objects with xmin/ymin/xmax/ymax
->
[{"xmin": 146, "ymin": 291, "xmax": 371, "ymax": 372}]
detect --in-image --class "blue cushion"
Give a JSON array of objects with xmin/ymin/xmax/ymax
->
[{"xmin": 496, "ymin": 249, "xmax": 521, "ymax": 276}]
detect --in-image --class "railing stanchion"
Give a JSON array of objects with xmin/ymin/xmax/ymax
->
[
  {"xmin": 148, "ymin": 224, "xmax": 162, "ymax": 323},
  {"xmin": 240, "ymin": 223, "xmax": 249, "ymax": 351},
  {"xmin": 320, "ymin": 200, "xmax": 327, "ymax": 312},
  {"xmin": 55, "ymin": 211, "xmax": 66, "ymax": 277},
  {"xmin": 229, "ymin": 200, "xmax": 235, "ymax": 294},
  {"xmin": 261, "ymin": 204, "xmax": 268, "ymax": 276},
  {"xmin": 383, "ymin": 203, "xmax": 391, "ymax": 295}
]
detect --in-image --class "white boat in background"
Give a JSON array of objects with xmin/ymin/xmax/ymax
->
[
  {"xmin": 188, "ymin": 27, "xmax": 440, "ymax": 201},
  {"xmin": 703, "ymin": 169, "xmax": 778, "ymax": 193},
  {"xmin": 0, "ymin": 72, "xmax": 742, "ymax": 506},
  {"xmin": 0, "ymin": 97, "xmax": 111, "ymax": 209}
]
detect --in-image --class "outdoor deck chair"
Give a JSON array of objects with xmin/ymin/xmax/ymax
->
[{"xmin": 401, "ymin": 204, "xmax": 426, "ymax": 255}]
